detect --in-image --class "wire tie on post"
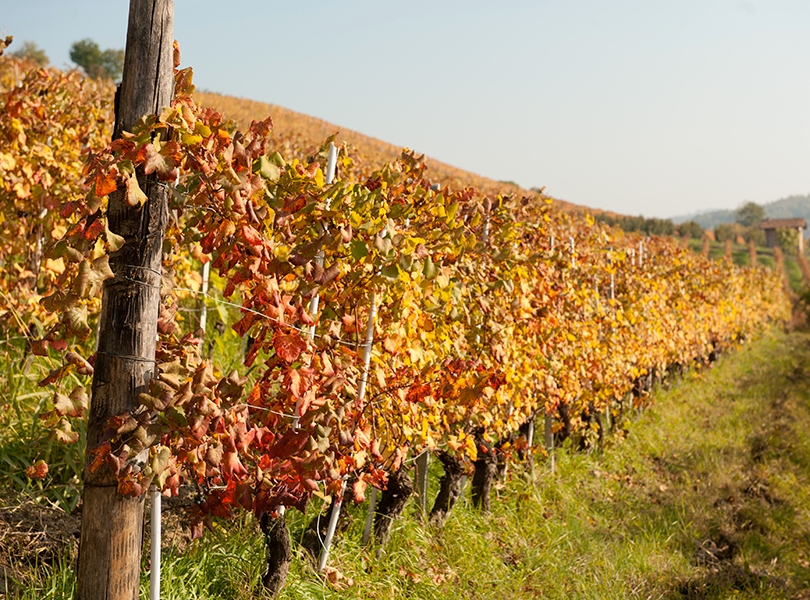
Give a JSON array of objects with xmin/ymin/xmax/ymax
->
[{"xmin": 95, "ymin": 350, "xmax": 157, "ymax": 364}]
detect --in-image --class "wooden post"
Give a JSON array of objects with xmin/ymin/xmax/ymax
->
[{"xmin": 76, "ymin": 2, "xmax": 174, "ymax": 599}]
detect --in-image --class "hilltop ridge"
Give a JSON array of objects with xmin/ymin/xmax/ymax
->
[{"xmin": 196, "ymin": 91, "xmax": 582, "ymax": 211}]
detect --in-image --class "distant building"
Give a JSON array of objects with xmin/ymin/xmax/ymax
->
[{"xmin": 759, "ymin": 218, "xmax": 807, "ymax": 254}]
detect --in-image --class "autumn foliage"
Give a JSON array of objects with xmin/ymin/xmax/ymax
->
[{"xmin": 0, "ymin": 38, "xmax": 791, "ymax": 538}]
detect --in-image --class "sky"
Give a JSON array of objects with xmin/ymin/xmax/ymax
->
[{"xmin": 2, "ymin": 0, "xmax": 809, "ymax": 219}]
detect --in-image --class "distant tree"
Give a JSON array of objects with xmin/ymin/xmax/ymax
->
[
  {"xmin": 744, "ymin": 227, "xmax": 765, "ymax": 247},
  {"xmin": 714, "ymin": 223, "xmax": 736, "ymax": 243},
  {"xmin": 643, "ymin": 217, "xmax": 674, "ymax": 236},
  {"xmin": 736, "ymin": 201, "xmax": 765, "ymax": 228},
  {"xmin": 69, "ymin": 39, "xmax": 124, "ymax": 80},
  {"xmin": 678, "ymin": 220, "xmax": 704, "ymax": 240},
  {"xmin": 11, "ymin": 40, "xmax": 49, "ymax": 66}
]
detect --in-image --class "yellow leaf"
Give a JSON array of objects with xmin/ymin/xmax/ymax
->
[{"xmin": 464, "ymin": 436, "xmax": 477, "ymax": 461}]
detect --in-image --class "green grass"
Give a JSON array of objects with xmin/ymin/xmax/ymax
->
[{"xmin": 6, "ymin": 329, "xmax": 810, "ymax": 598}]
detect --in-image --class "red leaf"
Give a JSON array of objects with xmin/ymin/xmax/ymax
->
[
  {"xmin": 49, "ymin": 338, "xmax": 68, "ymax": 352},
  {"xmin": 30, "ymin": 339, "xmax": 49, "ymax": 356},
  {"xmin": 352, "ymin": 479, "xmax": 367, "ymax": 503},
  {"xmin": 221, "ymin": 450, "xmax": 248, "ymax": 479},
  {"xmin": 273, "ymin": 332, "xmax": 306, "ymax": 364},
  {"xmin": 117, "ymin": 476, "xmax": 147, "ymax": 497},
  {"xmin": 142, "ymin": 142, "xmax": 181, "ymax": 179},
  {"xmin": 241, "ymin": 223, "xmax": 263, "ymax": 246},
  {"xmin": 38, "ymin": 367, "xmax": 64, "ymax": 387},
  {"xmin": 26, "ymin": 460, "xmax": 48, "ymax": 480},
  {"xmin": 89, "ymin": 442, "xmax": 112, "ymax": 473},
  {"xmin": 65, "ymin": 351, "xmax": 94, "ymax": 376},
  {"xmin": 284, "ymin": 367, "xmax": 313, "ymax": 400}
]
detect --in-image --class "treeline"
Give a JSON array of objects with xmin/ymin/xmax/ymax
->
[{"xmin": 592, "ymin": 213, "xmax": 703, "ymax": 238}]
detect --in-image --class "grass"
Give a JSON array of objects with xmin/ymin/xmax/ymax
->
[{"xmin": 5, "ymin": 329, "xmax": 810, "ymax": 598}]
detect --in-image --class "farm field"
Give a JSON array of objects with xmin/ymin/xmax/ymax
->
[
  {"xmin": 685, "ymin": 239, "xmax": 804, "ymax": 292},
  {"xmin": 4, "ymin": 329, "xmax": 810, "ymax": 599},
  {"xmin": 0, "ymin": 32, "xmax": 806, "ymax": 600}
]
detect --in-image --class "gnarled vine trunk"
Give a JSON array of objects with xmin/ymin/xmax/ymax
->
[
  {"xmin": 373, "ymin": 468, "xmax": 413, "ymax": 551},
  {"xmin": 259, "ymin": 511, "xmax": 291, "ymax": 596},
  {"xmin": 471, "ymin": 437, "xmax": 497, "ymax": 512},
  {"xmin": 428, "ymin": 450, "xmax": 466, "ymax": 527}
]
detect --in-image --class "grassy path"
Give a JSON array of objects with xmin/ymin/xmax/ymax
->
[{"xmin": 7, "ymin": 329, "xmax": 810, "ymax": 599}]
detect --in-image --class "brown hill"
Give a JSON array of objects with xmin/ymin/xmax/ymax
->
[{"xmin": 195, "ymin": 91, "xmax": 580, "ymax": 210}]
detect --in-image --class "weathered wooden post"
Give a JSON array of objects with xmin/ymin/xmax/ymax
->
[{"xmin": 76, "ymin": 2, "xmax": 174, "ymax": 598}]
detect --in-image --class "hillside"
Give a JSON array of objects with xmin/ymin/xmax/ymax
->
[
  {"xmin": 195, "ymin": 91, "xmax": 582, "ymax": 210},
  {"xmin": 673, "ymin": 194, "xmax": 810, "ymax": 230}
]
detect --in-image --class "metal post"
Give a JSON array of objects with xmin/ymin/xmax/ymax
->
[
  {"xmin": 415, "ymin": 451, "xmax": 430, "ymax": 515},
  {"xmin": 198, "ymin": 261, "xmax": 210, "ymax": 332},
  {"xmin": 570, "ymin": 236, "xmax": 575, "ymax": 268},
  {"xmin": 322, "ymin": 287, "xmax": 376, "ymax": 568},
  {"xmin": 356, "ymin": 293, "xmax": 377, "ymax": 405},
  {"xmin": 317, "ymin": 479, "xmax": 346, "ymax": 571},
  {"xmin": 150, "ymin": 488, "xmax": 161, "ymax": 600},
  {"xmin": 296, "ymin": 142, "xmax": 338, "ymax": 432}
]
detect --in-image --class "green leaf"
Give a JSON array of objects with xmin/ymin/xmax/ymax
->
[
  {"xmin": 423, "ymin": 255, "xmax": 438, "ymax": 280},
  {"xmin": 64, "ymin": 305, "xmax": 90, "ymax": 336},
  {"xmin": 254, "ymin": 155, "xmax": 280, "ymax": 181},
  {"xmin": 447, "ymin": 201, "xmax": 459, "ymax": 221},
  {"xmin": 268, "ymin": 151, "xmax": 286, "ymax": 168},
  {"xmin": 398, "ymin": 253, "xmax": 413, "ymax": 271},
  {"xmin": 350, "ymin": 240, "xmax": 369, "ymax": 260},
  {"xmin": 150, "ymin": 446, "xmax": 171, "ymax": 488},
  {"xmin": 381, "ymin": 264, "xmax": 400, "ymax": 282}
]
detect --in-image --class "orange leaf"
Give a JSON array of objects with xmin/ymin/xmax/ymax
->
[{"xmin": 94, "ymin": 170, "xmax": 118, "ymax": 196}]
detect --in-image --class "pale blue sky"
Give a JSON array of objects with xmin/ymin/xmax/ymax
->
[{"xmin": 3, "ymin": 1, "xmax": 808, "ymax": 218}]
